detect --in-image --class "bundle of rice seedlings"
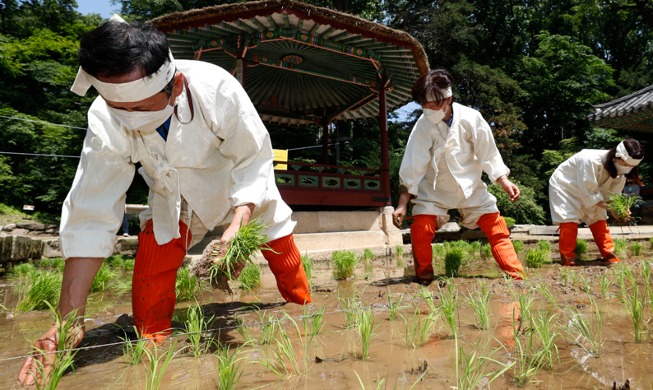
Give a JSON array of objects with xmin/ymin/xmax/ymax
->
[
  {"xmin": 192, "ymin": 219, "xmax": 269, "ymax": 290},
  {"xmin": 607, "ymin": 193, "xmax": 642, "ymax": 223}
]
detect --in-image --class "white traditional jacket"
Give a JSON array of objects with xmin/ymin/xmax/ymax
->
[
  {"xmin": 59, "ymin": 60, "xmax": 294, "ymax": 258},
  {"xmin": 549, "ymin": 149, "xmax": 625, "ymax": 224},
  {"xmin": 399, "ymin": 102, "xmax": 510, "ymax": 208}
]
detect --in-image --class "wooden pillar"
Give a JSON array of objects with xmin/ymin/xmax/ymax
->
[{"xmin": 378, "ymin": 85, "xmax": 391, "ymax": 205}]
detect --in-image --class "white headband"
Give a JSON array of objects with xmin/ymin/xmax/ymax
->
[
  {"xmin": 425, "ymin": 86, "xmax": 452, "ymax": 102},
  {"xmin": 70, "ymin": 14, "xmax": 176, "ymax": 103},
  {"xmin": 615, "ymin": 140, "xmax": 643, "ymax": 166}
]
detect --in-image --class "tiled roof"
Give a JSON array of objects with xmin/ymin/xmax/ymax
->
[{"xmin": 589, "ymin": 85, "xmax": 653, "ymax": 133}]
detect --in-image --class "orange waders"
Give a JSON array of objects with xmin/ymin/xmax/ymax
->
[
  {"xmin": 410, "ymin": 215, "xmax": 437, "ymax": 283},
  {"xmin": 589, "ymin": 220, "xmax": 620, "ymax": 263},
  {"xmin": 132, "ymin": 220, "xmax": 191, "ymax": 342},
  {"xmin": 262, "ymin": 234, "xmax": 312, "ymax": 304},
  {"xmin": 477, "ymin": 212, "xmax": 524, "ymax": 280},
  {"xmin": 558, "ymin": 222, "xmax": 578, "ymax": 266}
]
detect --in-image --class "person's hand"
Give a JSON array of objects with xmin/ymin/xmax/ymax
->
[
  {"xmin": 497, "ymin": 176, "xmax": 520, "ymax": 202},
  {"xmin": 392, "ymin": 206, "xmax": 407, "ymax": 229},
  {"xmin": 18, "ymin": 321, "xmax": 83, "ymax": 387}
]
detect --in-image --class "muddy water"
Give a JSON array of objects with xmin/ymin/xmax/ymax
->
[{"xmin": 0, "ymin": 243, "xmax": 652, "ymax": 389}]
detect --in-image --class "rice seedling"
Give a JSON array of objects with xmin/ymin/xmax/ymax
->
[
  {"xmin": 176, "ymin": 266, "xmax": 199, "ymax": 302},
  {"xmin": 301, "ymin": 304, "xmax": 325, "ymax": 339},
  {"xmin": 184, "ymin": 303, "xmax": 215, "ymax": 357},
  {"xmin": 641, "ymin": 260, "xmax": 651, "ymax": 299},
  {"xmin": 525, "ymin": 248, "xmax": 548, "ymax": 268},
  {"xmin": 209, "ymin": 219, "xmax": 269, "ymax": 280},
  {"xmin": 577, "ymin": 272, "xmax": 592, "ymax": 295},
  {"xmin": 537, "ymin": 240, "xmax": 552, "ymax": 255},
  {"xmin": 531, "ymin": 311, "xmax": 560, "ymax": 370},
  {"xmin": 338, "ymin": 295, "xmax": 361, "ymax": 329},
  {"xmin": 456, "ymin": 339, "xmax": 514, "ymax": 390},
  {"xmin": 142, "ymin": 341, "xmax": 183, "ymax": 390},
  {"xmin": 598, "ymin": 272, "xmax": 613, "ymax": 298},
  {"xmin": 566, "ymin": 298, "xmax": 604, "ymax": 357},
  {"xmin": 122, "ymin": 327, "xmax": 149, "ymax": 365},
  {"xmin": 466, "ymin": 281, "xmax": 491, "ymax": 330},
  {"xmin": 510, "ymin": 329, "xmax": 545, "ymax": 386},
  {"xmin": 444, "ymin": 247, "xmax": 465, "ymax": 277},
  {"xmin": 401, "ymin": 305, "xmax": 437, "ymax": 348},
  {"xmin": 614, "ymin": 238, "xmax": 628, "ymax": 257},
  {"xmin": 332, "ymin": 250, "xmax": 359, "ymax": 280},
  {"xmin": 16, "ymin": 270, "xmax": 61, "ymax": 312},
  {"xmin": 238, "ymin": 263, "xmax": 261, "ymax": 290},
  {"xmin": 234, "ymin": 317, "xmax": 255, "ymax": 344},
  {"xmin": 512, "ymin": 240, "xmax": 525, "ymax": 254},
  {"xmin": 255, "ymin": 314, "xmax": 304, "ymax": 380},
  {"xmin": 257, "ymin": 310, "xmax": 280, "ymax": 345},
  {"xmin": 432, "ymin": 244, "xmax": 446, "ymax": 261},
  {"xmin": 31, "ymin": 304, "xmax": 80, "ymax": 390},
  {"xmin": 37, "ymin": 258, "xmax": 65, "ymax": 272},
  {"xmin": 537, "ymin": 283, "xmax": 559, "ymax": 309},
  {"xmin": 363, "ymin": 248, "xmax": 374, "ymax": 264},
  {"xmin": 439, "ymin": 281, "xmax": 458, "ymax": 337},
  {"xmin": 575, "ymin": 239, "xmax": 588, "ymax": 260},
  {"xmin": 215, "ymin": 343, "xmax": 245, "ymax": 390},
  {"xmin": 356, "ymin": 306, "xmax": 375, "ymax": 361},
  {"xmin": 622, "ymin": 281, "xmax": 647, "ymax": 343},
  {"xmin": 516, "ymin": 293, "xmax": 534, "ymax": 331},
  {"xmin": 607, "ymin": 193, "xmax": 642, "ymax": 223},
  {"xmin": 650, "ymin": 236, "xmax": 653, "ymax": 248},
  {"xmin": 353, "ymin": 370, "xmax": 387, "ymax": 390},
  {"xmin": 10, "ymin": 262, "xmax": 36, "ymax": 276},
  {"xmin": 480, "ymin": 243, "xmax": 492, "ymax": 260},
  {"xmin": 630, "ymin": 241, "xmax": 644, "ymax": 257},
  {"xmin": 90, "ymin": 263, "xmax": 116, "ymax": 293},
  {"xmin": 418, "ymin": 285, "xmax": 438, "ymax": 314},
  {"xmin": 395, "ymin": 244, "xmax": 404, "ymax": 258},
  {"xmin": 301, "ymin": 254, "xmax": 313, "ymax": 281},
  {"xmin": 559, "ymin": 267, "xmax": 573, "ymax": 286},
  {"xmin": 387, "ymin": 292, "xmax": 405, "ymax": 321}
]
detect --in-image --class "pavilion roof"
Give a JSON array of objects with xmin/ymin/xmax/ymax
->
[
  {"xmin": 150, "ymin": 0, "xmax": 429, "ymax": 125},
  {"xmin": 589, "ymin": 84, "xmax": 653, "ymax": 133}
]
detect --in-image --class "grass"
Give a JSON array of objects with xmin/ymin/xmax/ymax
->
[
  {"xmin": 238, "ymin": 263, "xmax": 261, "ymax": 290},
  {"xmin": 332, "ymin": 250, "xmax": 358, "ymax": 280},
  {"xmin": 209, "ymin": 219, "xmax": 269, "ymax": 280},
  {"xmin": 176, "ymin": 266, "xmax": 199, "ymax": 302}
]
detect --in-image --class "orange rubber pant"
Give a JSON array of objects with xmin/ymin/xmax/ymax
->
[
  {"xmin": 477, "ymin": 212, "xmax": 524, "ymax": 280},
  {"xmin": 262, "ymin": 234, "xmax": 312, "ymax": 304},
  {"xmin": 410, "ymin": 215, "xmax": 437, "ymax": 281},
  {"xmin": 558, "ymin": 222, "xmax": 578, "ymax": 264},
  {"xmin": 589, "ymin": 220, "xmax": 619, "ymax": 262},
  {"xmin": 132, "ymin": 220, "xmax": 191, "ymax": 338}
]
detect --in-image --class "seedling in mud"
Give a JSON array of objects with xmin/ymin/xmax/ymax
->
[
  {"xmin": 238, "ymin": 263, "xmax": 261, "ymax": 290},
  {"xmin": 176, "ymin": 266, "xmax": 199, "ymax": 302},
  {"xmin": 439, "ymin": 282, "xmax": 459, "ymax": 338},
  {"xmin": 122, "ymin": 328, "xmax": 149, "ymax": 365},
  {"xmin": 363, "ymin": 248, "xmax": 374, "ymax": 265},
  {"xmin": 525, "ymin": 248, "xmax": 548, "ymax": 268},
  {"xmin": 256, "ymin": 310, "xmax": 280, "ymax": 345},
  {"xmin": 629, "ymin": 241, "xmax": 643, "ymax": 257},
  {"xmin": 598, "ymin": 273, "xmax": 613, "ymax": 298},
  {"xmin": 574, "ymin": 239, "xmax": 588, "ymax": 260},
  {"xmin": 216, "ymin": 343, "xmax": 245, "ymax": 390},
  {"xmin": 537, "ymin": 240, "xmax": 552, "ymax": 255},
  {"xmin": 255, "ymin": 314, "xmax": 305, "ymax": 380},
  {"xmin": 356, "ymin": 306, "xmax": 375, "ymax": 361},
  {"xmin": 302, "ymin": 305, "xmax": 325, "ymax": 339},
  {"xmin": 143, "ymin": 341, "xmax": 183, "ymax": 390},
  {"xmin": 467, "ymin": 282, "xmax": 491, "ymax": 330},
  {"xmin": 332, "ymin": 250, "xmax": 358, "ymax": 280},
  {"xmin": 235, "ymin": 317, "xmax": 255, "ymax": 344},
  {"xmin": 387, "ymin": 292, "xmax": 406, "ymax": 321},
  {"xmin": 444, "ymin": 247, "xmax": 465, "ymax": 277},
  {"xmin": 565, "ymin": 298, "xmax": 604, "ymax": 357},
  {"xmin": 614, "ymin": 238, "xmax": 628, "ymax": 257},
  {"xmin": 607, "ymin": 193, "xmax": 642, "ymax": 223},
  {"xmin": 531, "ymin": 311, "xmax": 560, "ymax": 370},
  {"xmin": 402, "ymin": 305, "xmax": 437, "ymax": 348},
  {"xmin": 301, "ymin": 254, "xmax": 313, "ymax": 282},
  {"xmin": 512, "ymin": 240, "xmax": 524, "ymax": 254},
  {"xmin": 510, "ymin": 327, "xmax": 546, "ymax": 386},
  {"xmin": 30, "ymin": 304, "xmax": 80, "ymax": 390},
  {"xmin": 207, "ymin": 219, "xmax": 269, "ymax": 281},
  {"xmin": 456, "ymin": 338, "xmax": 514, "ymax": 390},
  {"xmin": 480, "ymin": 243, "xmax": 492, "ymax": 260},
  {"xmin": 184, "ymin": 303, "xmax": 215, "ymax": 357},
  {"xmin": 622, "ymin": 280, "xmax": 647, "ymax": 343},
  {"xmin": 15, "ymin": 269, "xmax": 61, "ymax": 312},
  {"xmin": 395, "ymin": 244, "xmax": 404, "ymax": 258},
  {"xmin": 338, "ymin": 295, "xmax": 361, "ymax": 329}
]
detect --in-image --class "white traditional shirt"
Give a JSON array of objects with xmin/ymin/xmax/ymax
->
[
  {"xmin": 399, "ymin": 102, "xmax": 510, "ymax": 215},
  {"xmin": 549, "ymin": 149, "xmax": 625, "ymax": 224},
  {"xmin": 59, "ymin": 60, "xmax": 295, "ymax": 258}
]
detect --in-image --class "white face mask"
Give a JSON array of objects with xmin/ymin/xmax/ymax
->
[
  {"xmin": 108, "ymin": 104, "xmax": 175, "ymax": 131},
  {"xmin": 615, "ymin": 163, "xmax": 633, "ymax": 175},
  {"xmin": 424, "ymin": 108, "xmax": 446, "ymax": 124}
]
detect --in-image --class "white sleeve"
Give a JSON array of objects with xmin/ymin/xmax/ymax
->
[
  {"xmin": 470, "ymin": 112, "xmax": 510, "ymax": 182},
  {"xmin": 59, "ymin": 108, "xmax": 135, "ymax": 258},
  {"xmin": 399, "ymin": 119, "xmax": 433, "ymax": 196}
]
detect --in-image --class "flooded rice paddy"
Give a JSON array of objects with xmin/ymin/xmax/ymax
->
[{"xmin": 1, "ymin": 238, "xmax": 652, "ymax": 389}]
